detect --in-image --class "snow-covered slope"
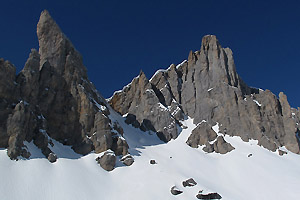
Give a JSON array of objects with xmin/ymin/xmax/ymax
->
[{"xmin": 1, "ymin": 108, "xmax": 300, "ymax": 200}]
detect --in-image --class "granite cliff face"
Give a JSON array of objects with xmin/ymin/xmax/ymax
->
[
  {"xmin": 0, "ymin": 10, "xmax": 128, "ymax": 161},
  {"xmin": 0, "ymin": 11, "xmax": 299, "ymax": 163},
  {"xmin": 109, "ymin": 35, "xmax": 300, "ymax": 154}
]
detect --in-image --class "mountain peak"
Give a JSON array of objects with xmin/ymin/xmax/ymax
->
[
  {"xmin": 37, "ymin": 10, "xmax": 59, "ymax": 38},
  {"xmin": 201, "ymin": 35, "xmax": 220, "ymax": 51},
  {"xmin": 37, "ymin": 10, "xmax": 68, "ymax": 73},
  {"xmin": 39, "ymin": 10, "xmax": 51, "ymax": 21}
]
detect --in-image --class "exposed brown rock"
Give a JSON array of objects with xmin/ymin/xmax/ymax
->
[
  {"xmin": 96, "ymin": 150, "xmax": 116, "ymax": 171},
  {"xmin": 213, "ymin": 136, "xmax": 235, "ymax": 154},
  {"xmin": 186, "ymin": 123, "xmax": 217, "ymax": 148}
]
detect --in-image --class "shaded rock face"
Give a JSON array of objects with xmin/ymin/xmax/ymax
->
[
  {"xmin": 0, "ymin": 59, "xmax": 17, "ymax": 148},
  {"xmin": 109, "ymin": 34, "xmax": 300, "ymax": 154},
  {"xmin": 0, "ymin": 10, "xmax": 125, "ymax": 160}
]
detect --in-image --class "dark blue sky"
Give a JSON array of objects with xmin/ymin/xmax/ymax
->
[{"xmin": 0, "ymin": 0, "xmax": 299, "ymax": 107}]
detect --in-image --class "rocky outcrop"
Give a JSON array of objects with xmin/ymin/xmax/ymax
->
[
  {"xmin": 109, "ymin": 34, "xmax": 300, "ymax": 154},
  {"xmin": 186, "ymin": 123, "xmax": 217, "ymax": 148},
  {"xmin": 109, "ymin": 70, "xmax": 182, "ymax": 142},
  {"xmin": 0, "ymin": 10, "xmax": 127, "ymax": 161},
  {"xmin": 187, "ymin": 122, "xmax": 234, "ymax": 154}
]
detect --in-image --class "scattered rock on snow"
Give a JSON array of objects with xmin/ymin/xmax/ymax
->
[
  {"xmin": 120, "ymin": 154, "xmax": 134, "ymax": 166},
  {"xmin": 170, "ymin": 186, "xmax": 183, "ymax": 195},
  {"xmin": 96, "ymin": 150, "xmax": 116, "ymax": 171},
  {"xmin": 47, "ymin": 153, "xmax": 57, "ymax": 163},
  {"xmin": 182, "ymin": 178, "xmax": 197, "ymax": 187},
  {"xmin": 196, "ymin": 192, "xmax": 222, "ymax": 199},
  {"xmin": 248, "ymin": 153, "xmax": 253, "ymax": 157},
  {"xmin": 150, "ymin": 159, "xmax": 157, "ymax": 164}
]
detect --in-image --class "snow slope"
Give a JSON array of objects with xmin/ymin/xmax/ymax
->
[{"xmin": 1, "ymin": 110, "xmax": 300, "ymax": 200}]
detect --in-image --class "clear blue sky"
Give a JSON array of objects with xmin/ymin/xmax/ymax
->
[{"xmin": 0, "ymin": 0, "xmax": 299, "ymax": 108}]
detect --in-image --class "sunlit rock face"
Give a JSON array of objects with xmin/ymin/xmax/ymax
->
[{"xmin": 109, "ymin": 35, "xmax": 300, "ymax": 154}]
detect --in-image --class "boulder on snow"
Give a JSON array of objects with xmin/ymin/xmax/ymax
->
[
  {"xmin": 182, "ymin": 178, "xmax": 197, "ymax": 187},
  {"xmin": 196, "ymin": 192, "xmax": 222, "ymax": 199},
  {"xmin": 96, "ymin": 150, "xmax": 116, "ymax": 171},
  {"xmin": 47, "ymin": 152, "xmax": 57, "ymax": 163},
  {"xmin": 150, "ymin": 159, "xmax": 157, "ymax": 164},
  {"xmin": 170, "ymin": 186, "xmax": 183, "ymax": 195},
  {"xmin": 120, "ymin": 154, "xmax": 134, "ymax": 166}
]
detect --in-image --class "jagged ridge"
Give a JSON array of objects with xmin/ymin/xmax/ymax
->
[{"xmin": 109, "ymin": 35, "xmax": 300, "ymax": 154}]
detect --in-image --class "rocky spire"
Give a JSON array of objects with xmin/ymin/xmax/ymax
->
[
  {"xmin": 0, "ymin": 10, "xmax": 130, "ymax": 162},
  {"xmin": 37, "ymin": 10, "xmax": 85, "ymax": 77},
  {"xmin": 37, "ymin": 10, "xmax": 64, "ymax": 72}
]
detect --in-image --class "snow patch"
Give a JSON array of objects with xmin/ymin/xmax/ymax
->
[
  {"xmin": 149, "ymin": 69, "xmax": 166, "ymax": 82},
  {"xmin": 253, "ymin": 100, "xmax": 262, "ymax": 107},
  {"xmin": 176, "ymin": 60, "xmax": 187, "ymax": 69},
  {"xmin": 212, "ymin": 123, "xmax": 220, "ymax": 134}
]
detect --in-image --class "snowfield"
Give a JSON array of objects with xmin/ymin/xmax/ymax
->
[{"xmin": 1, "ymin": 110, "xmax": 300, "ymax": 200}]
